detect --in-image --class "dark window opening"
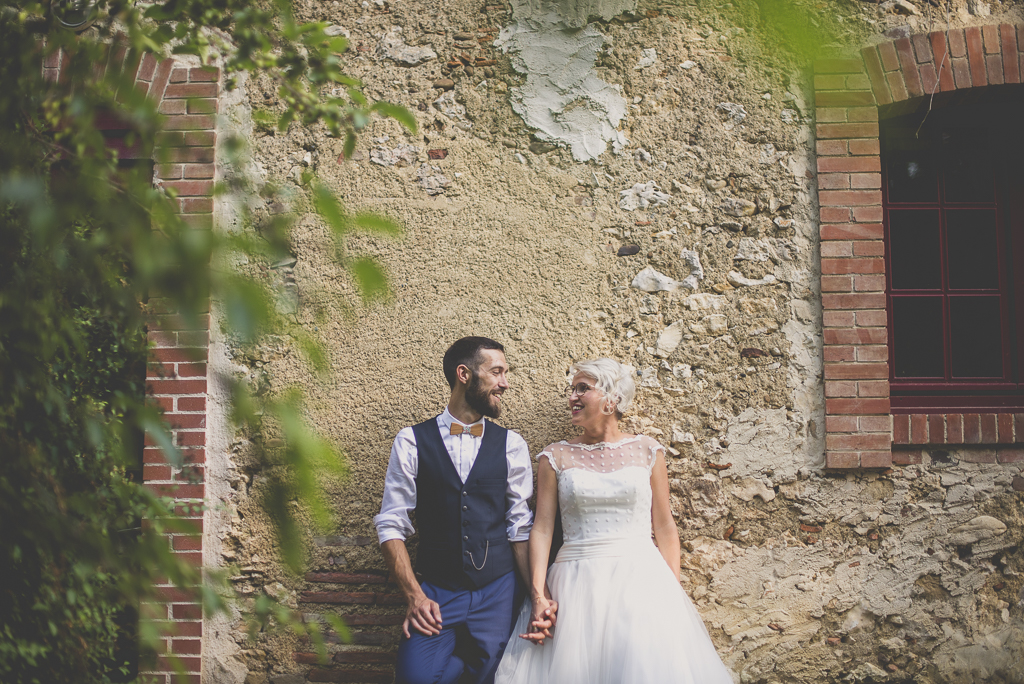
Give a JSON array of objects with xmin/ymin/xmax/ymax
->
[{"xmin": 881, "ymin": 86, "xmax": 1024, "ymax": 412}]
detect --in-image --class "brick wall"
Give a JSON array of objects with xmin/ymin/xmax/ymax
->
[
  {"xmin": 45, "ymin": 44, "xmax": 218, "ymax": 684},
  {"xmin": 815, "ymin": 24, "xmax": 1023, "ymax": 469}
]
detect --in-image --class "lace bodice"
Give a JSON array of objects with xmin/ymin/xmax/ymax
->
[{"xmin": 539, "ymin": 436, "xmax": 664, "ymax": 544}]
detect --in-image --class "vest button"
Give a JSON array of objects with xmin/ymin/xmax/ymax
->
[
  {"xmin": 462, "ymin": 505, "xmax": 468, "ymax": 511},
  {"xmin": 463, "ymin": 536, "xmax": 469, "ymax": 541},
  {"xmin": 462, "ymin": 491, "xmax": 468, "ymax": 496}
]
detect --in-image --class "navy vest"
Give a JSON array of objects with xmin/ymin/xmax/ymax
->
[{"xmin": 412, "ymin": 417, "xmax": 514, "ymax": 590}]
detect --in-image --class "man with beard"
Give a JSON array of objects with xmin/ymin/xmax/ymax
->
[{"xmin": 375, "ymin": 337, "xmax": 546, "ymax": 684}]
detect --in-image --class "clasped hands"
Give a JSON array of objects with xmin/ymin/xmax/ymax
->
[{"xmin": 518, "ymin": 592, "xmax": 558, "ymax": 645}]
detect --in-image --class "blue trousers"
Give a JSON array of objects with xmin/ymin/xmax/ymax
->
[{"xmin": 394, "ymin": 571, "xmax": 520, "ymax": 684}]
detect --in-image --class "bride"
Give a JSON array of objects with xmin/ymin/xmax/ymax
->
[{"xmin": 495, "ymin": 358, "xmax": 734, "ymax": 684}]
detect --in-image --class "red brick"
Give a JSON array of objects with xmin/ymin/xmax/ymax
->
[
  {"xmin": 912, "ymin": 33, "xmax": 933, "ymax": 63},
  {"xmin": 822, "ymin": 257, "xmax": 884, "ymax": 275},
  {"xmin": 146, "ymin": 483, "xmax": 204, "ymax": 499},
  {"xmin": 151, "ymin": 347, "xmax": 206, "ymax": 363},
  {"xmin": 163, "ymin": 115, "xmax": 216, "ymax": 131},
  {"xmin": 181, "ymin": 214, "xmax": 213, "ymax": 229},
  {"xmin": 824, "ymin": 346, "xmax": 856, "ymax": 362},
  {"xmin": 150, "ymin": 58, "xmax": 174, "ymax": 103},
  {"xmin": 138, "ymin": 53, "xmax": 158, "ymax": 82},
  {"xmin": 910, "ymin": 413, "xmax": 927, "ymax": 443},
  {"xmin": 964, "ymin": 413, "xmax": 981, "ymax": 444},
  {"xmin": 827, "ymin": 433, "xmax": 891, "ymax": 450},
  {"xmin": 930, "ymin": 32, "xmax": 956, "ymax": 91},
  {"xmin": 176, "ymin": 431, "xmax": 206, "ymax": 447},
  {"xmin": 177, "ymin": 331, "xmax": 209, "ymax": 347},
  {"xmin": 862, "ymin": 46, "xmax": 892, "ymax": 106},
  {"xmin": 164, "ymin": 83, "xmax": 218, "ymax": 99},
  {"xmin": 178, "ymin": 397, "xmax": 206, "ymax": 411},
  {"xmin": 815, "ymin": 91, "xmax": 877, "ymax": 107},
  {"xmin": 822, "ymin": 293, "xmax": 886, "ymax": 310},
  {"xmin": 997, "ymin": 448, "xmax": 1024, "ymax": 463},
  {"xmin": 827, "ymin": 415, "xmax": 859, "ymax": 432},
  {"xmin": 149, "ymin": 396, "xmax": 175, "ymax": 412},
  {"xmin": 817, "ymin": 157, "xmax": 881, "ymax": 173},
  {"xmin": 148, "ymin": 330, "xmax": 178, "ymax": 347},
  {"xmin": 170, "ymin": 639, "xmax": 202, "ymax": 655},
  {"xmin": 858, "ymin": 380, "xmax": 889, "ymax": 397},
  {"xmin": 169, "ymin": 68, "xmax": 189, "ymax": 83},
  {"xmin": 144, "ymin": 465, "xmax": 172, "ymax": 481},
  {"xmin": 819, "ymin": 275, "xmax": 849, "ymax": 294},
  {"xmin": 859, "ymin": 451, "xmax": 893, "ymax": 468},
  {"xmin": 817, "ymin": 140, "xmax": 848, "ymax": 156},
  {"xmin": 156, "ymin": 131, "xmax": 186, "ymax": 148},
  {"xmin": 849, "ymin": 139, "xmax": 881, "ymax": 156},
  {"xmin": 886, "ymin": 71, "xmax": 909, "ymax": 102},
  {"xmin": 846, "ymin": 74, "xmax": 871, "ymax": 91},
  {"xmin": 854, "ymin": 274, "xmax": 886, "ymax": 292},
  {"xmin": 879, "ymin": 42, "xmax": 900, "ymax": 71},
  {"xmin": 821, "ymin": 223, "xmax": 884, "ymax": 240},
  {"xmin": 183, "ymin": 164, "xmax": 216, "ymax": 179},
  {"xmin": 982, "ymin": 24, "xmax": 1000, "ymax": 53},
  {"xmin": 161, "ymin": 180, "xmax": 213, "ymax": 197},
  {"xmin": 1001, "ymin": 25, "xmax": 1019, "ymax": 84},
  {"xmin": 1015, "ymin": 413, "xmax": 1024, "ymax": 441},
  {"xmin": 151, "ymin": 313, "xmax": 210, "ymax": 331},
  {"xmin": 825, "ymin": 362, "xmax": 888, "ymax": 380},
  {"xmin": 852, "ymin": 239, "xmax": 884, "ymax": 256},
  {"xmin": 895, "ymin": 37, "xmax": 924, "ymax": 97},
  {"xmin": 156, "ymin": 655, "xmax": 201, "ymax": 673},
  {"xmin": 981, "ymin": 413, "xmax": 998, "ymax": 443},
  {"xmin": 986, "ymin": 54, "xmax": 1004, "ymax": 85},
  {"xmin": 861, "ymin": 415, "xmax": 892, "ymax": 432},
  {"xmin": 823, "ymin": 310, "xmax": 855, "ymax": 326},
  {"xmin": 820, "ymin": 190, "xmax": 883, "ymax": 207},
  {"xmin": 168, "ymin": 413, "xmax": 206, "ymax": 429},
  {"xmin": 826, "ymin": 381, "xmax": 857, "ymax": 397},
  {"xmin": 158, "ymin": 99, "xmax": 187, "ymax": 115},
  {"xmin": 998, "ymin": 413, "xmax": 1014, "ymax": 443},
  {"xmin": 951, "ymin": 57, "xmax": 972, "ymax": 89},
  {"xmin": 172, "ymin": 535, "xmax": 203, "ymax": 551},
  {"xmin": 919, "ymin": 64, "xmax": 938, "ymax": 95},
  {"xmin": 156, "ymin": 163, "xmax": 183, "ymax": 180},
  {"xmin": 930, "ymin": 414, "xmax": 947, "ymax": 443},
  {"xmin": 816, "ymin": 122, "xmax": 880, "ymax": 139},
  {"xmin": 826, "ymin": 452, "xmax": 861, "ymax": 468},
  {"xmin": 820, "ymin": 207, "xmax": 853, "ymax": 223},
  {"xmin": 147, "ymin": 379, "xmax": 207, "ymax": 395},
  {"xmin": 823, "ymin": 328, "xmax": 887, "ymax": 346},
  {"xmin": 815, "ymin": 106, "xmax": 848, "ymax": 122},
  {"xmin": 176, "ymin": 362, "xmax": 207, "ymax": 378},
  {"xmin": 164, "ymin": 147, "xmax": 215, "ymax": 164},
  {"xmin": 856, "ymin": 345, "xmax": 889, "ymax": 362},
  {"xmin": 819, "ymin": 173, "xmax": 851, "ymax": 190},
  {"xmin": 183, "ymin": 131, "xmax": 216, "ymax": 146},
  {"xmin": 892, "ymin": 449, "xmax": 922, "ymax": 465},
  {"xmin": 826, "ymin": 398, "xmax": 890, "ymax": 415},
  {"xmin": 851, "ymin": 173, "xmax": 882, "ymax": 190},
  {"xmin": 966, "ymin": 27, "xmax": 987, "ymax": 87},
  {"xmin": 814, "ymin": 75, "xmax": 847, "ymax": 90},
  {"xmin": 187, "ymin": 98, "xmax": 218, "ymax": 115},
  {"xmin": 948, "ymin": 29, "xmax": 967, "ymax": 58},
  {"xmin": 853, "ymin": 206, "xmax": 884, "ymax": 222},
  {"xmin": 946, "ymin": 414, "xmax": 963, "ymax": 444},
  {"xmin": 181, "ymin": 198, "xmax": 213, "ymax": 214},
  {"xmin": 958, "ymin": 450, "xmax": 997, "ymax": 464}
]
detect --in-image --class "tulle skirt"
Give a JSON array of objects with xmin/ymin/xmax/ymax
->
[{"xmin": 495, "ymin": 537, "xmax": 734, "ymax": 684}]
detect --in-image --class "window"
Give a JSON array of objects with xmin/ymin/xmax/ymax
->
[{"xmin": 881, "ymin": 88, "xmax": 1024, "ymax": 411}]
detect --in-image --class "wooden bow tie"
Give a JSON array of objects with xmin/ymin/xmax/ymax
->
[{"xmin": 450, "ymin": 422, "xmax": 483, "ymax": 437}]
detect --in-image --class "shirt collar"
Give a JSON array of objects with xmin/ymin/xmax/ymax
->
[{"xmin": 440, "ymin": 407, "xmax": 485, "ymax": 433}]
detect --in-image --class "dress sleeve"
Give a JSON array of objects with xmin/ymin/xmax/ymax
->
[
  {"xmin": 538, "ymin": 446, "xmax": 561, "ymax": 473},
  {"xmin": 645, "ymin": 436, "xmax": 665, "ymax": 472}
]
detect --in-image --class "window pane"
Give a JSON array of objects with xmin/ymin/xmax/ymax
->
[
  {"xmin": 946, "ymin": 209, "xmax": 999, "ymax": 290},
  {"xmin": 942, "ymin": 130, "xmax": 994, "ymax": 203},
  {"xmin": 892, "ymin": 296, "xmax": 944, "ymax": 378},
  {"xmin": 889, "ymin": 210, "xmax": 941, "ymax": 290},
  {"xmin": 887, "ymin": 151, "xmax": 938, "ymax": 203},
  {"xmin": 950, "ymin": 296, "xmax": 1003, "ymax": 378}
]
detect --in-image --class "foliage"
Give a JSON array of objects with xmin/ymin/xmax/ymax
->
[{"xmin": 0, "ymin": 0, "xmax": 414, "ymax": 679}]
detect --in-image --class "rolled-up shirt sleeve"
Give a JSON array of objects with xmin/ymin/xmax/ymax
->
[
  {"xmin": 505, "ymin": 431, "xmax": 534, "ymax": 542},
  {"xmin": 373, "ymin": 427, "xmax": 418, "ymax": 544}
]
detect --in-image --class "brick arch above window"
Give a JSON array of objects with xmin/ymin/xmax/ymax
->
[{"xmin": 815, "ymin": 24, "xmax": 1024, "ymax": 469}]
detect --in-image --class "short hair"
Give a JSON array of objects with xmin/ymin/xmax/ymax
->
[
  {"xmin": 443, "ymin": 337, "xmax": 505, "ymax": 388},
  {"xmin": 570, "ymin": 358, "xmax": 636, "ymax": 417}
]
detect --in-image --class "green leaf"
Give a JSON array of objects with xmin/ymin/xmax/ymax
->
[
  {"xmin": 349, "ymin": 257, "xmax": 388, "ymax": 302},
  {"xmin": 312, "ymin": 184, "xmax": 347, "ymax": 234},
  {"xmin": 351, "ymin": 211, "xmax": 402, "ymax": 237},
  {"xmin": 342, "ymin": 132, "xmax": 356, "ymax": 161},
  {"xmin": 370, "ymin": 101, "xmax": 417, "ymax": 134},
  {"xmin": 324, "ymin": 614, "xmax": 352, "ymax": 644}
]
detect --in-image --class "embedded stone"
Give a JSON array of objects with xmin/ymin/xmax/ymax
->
[
  {"xmin": 631, "ymin": 266, "xmax": 680, "ymax": 292},
  {"xmin": 617, "ymin": 244, "xmax": 641, "ymax": 257},
  {"xmin": 949, "ymin": 516, "xmax": 1007, "ymax": 545},
  {"xmin": 378, "ymin": 28, "xmax": 438, "ymax": 66},
  {"xmin": 619, "ymin": 181, "xmax": 671, "ymax": 211},
  {"xmin": 728, "ymin": 271, "xmax": 777, "ymax": 287},
  {"xmin": 731, "ymin": 478, "xmax": 776, "ymax": 502},
  {"xmin": 432, "ymin": 78, "xmax": 456, "ymax": 90},
  {"xmin": 719, "ymin": 197, "xmax": 757, "ymax": 217},
  {"xmin": 655, "ymin": 321, "xmax": 686, "ymax": 358}
]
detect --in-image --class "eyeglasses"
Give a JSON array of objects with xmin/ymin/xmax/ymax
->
[{"xmin": 565, "ymin": 383, "xmax": 597, "ymax": 398}]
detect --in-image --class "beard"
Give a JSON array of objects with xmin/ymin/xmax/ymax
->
[{"xmin": 465, "ymin": 370, "xmax": 502, "ymax": 418}]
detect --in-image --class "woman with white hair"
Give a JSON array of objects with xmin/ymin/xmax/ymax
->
[{"xmin": 495, "ymin": 358, "xmax": 734, "ymax": 684}]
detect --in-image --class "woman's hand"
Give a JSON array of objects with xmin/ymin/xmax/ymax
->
[{"xmin": 519, "ymin": 594, "xmax": 558, "ymax": 645}]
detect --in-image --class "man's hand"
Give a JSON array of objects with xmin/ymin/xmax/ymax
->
[
  {"xmin": 518, "ymin": 596, "xmax": 558, "ymax": 645},
  {"xmin": 404, "ymin": 592, "xmax": 443, "ymax": 638}
]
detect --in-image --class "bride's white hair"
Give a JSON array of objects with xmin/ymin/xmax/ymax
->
[{"xmin": 570, "ymin": 358, "xmax": 636, "ymax": 417}]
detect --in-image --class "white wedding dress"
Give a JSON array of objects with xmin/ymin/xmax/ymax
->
[{"xmin": 495, "ymin": 436, "xmax": 735, "ymax": 684}]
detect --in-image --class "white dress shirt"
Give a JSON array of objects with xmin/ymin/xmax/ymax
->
[{"xmin": 374, "ymin": 408, "xmax": 534, "ymax": 545}]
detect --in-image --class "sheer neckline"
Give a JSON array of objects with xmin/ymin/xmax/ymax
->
[{"xmin": 558, "ymin": 435, "xmax": 641, "ymax": 451}]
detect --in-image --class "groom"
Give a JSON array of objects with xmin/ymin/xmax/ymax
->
[{"xmin": 375, "ymin": 337, "xmax": 538, "ymax": 684}]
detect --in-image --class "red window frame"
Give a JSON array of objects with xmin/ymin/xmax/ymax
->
[{"xmin": 882, "ymin": 98, "xmax": 1024, "ymax": 413}]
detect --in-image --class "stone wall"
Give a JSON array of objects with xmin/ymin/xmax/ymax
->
[{"xmin": 204, "ymin": 0, "xmax": 1024, "ymax": 682}]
